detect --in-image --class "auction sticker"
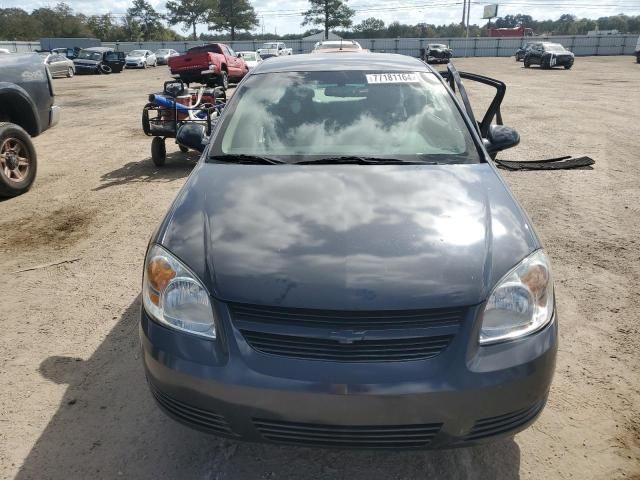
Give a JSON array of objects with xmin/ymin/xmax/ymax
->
[{"xmin": 366, "ymin": 73, "xmax": 419, "ymax": 84}]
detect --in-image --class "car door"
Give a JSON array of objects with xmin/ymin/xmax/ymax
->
[
  {"xmin": 222, "ymin": 45, "xmax": 242, "ymax": 77},
  {"xmin": 440, "ymin": 63, "xmax": 519, "ymax": 159},
  {"xmin": 531, "ymin": 45, "xmax": 544, "ymax": 64},
  {"xmin": 49, "ymin": 54, "xmax": 64, "ymax": 76}
]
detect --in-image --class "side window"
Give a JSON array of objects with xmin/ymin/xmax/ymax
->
[{"xmin": 227, "ymin": 46, "xmax": 236, "ymax": 57}]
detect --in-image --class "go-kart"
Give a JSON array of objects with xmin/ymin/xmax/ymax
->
[{"xmin": 141, "ymin": 80, "xmax": 226, "ymax": 166}]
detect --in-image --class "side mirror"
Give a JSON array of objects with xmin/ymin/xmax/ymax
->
[
  {"xmin": 176, "ymin": 123, "xmax": 208, "ymax": 153},
  {"xmin": 237, "ymin": 52, "xmax": 242, "ymax": 58},
  {"xmin": 485, "ymin": 125, "xmax": 520, "ymax": 155}
]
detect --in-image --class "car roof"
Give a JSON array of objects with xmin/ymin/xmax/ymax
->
[
  {"xmin": 253, "ymin": 52, "xmax": 433, "ymax": 73},
  {"xmin": 84, "ymin": 47, "xmax": 113, "ymax": 52},
  {"xmin": 317, "ymin": 40, "xmax": 359, "ymax": 45}
]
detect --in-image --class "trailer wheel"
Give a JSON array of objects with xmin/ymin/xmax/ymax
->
[
  {"xmin": 151, "ymin": 137, "xmax": 166, "ymax": 167},
  {"xmin": 0, "ymin": 123, "xmax": 38, "ymax": 198},
  {"xmin": 141, "ymin": 103, "xmax": 155, "ymax": 136}
]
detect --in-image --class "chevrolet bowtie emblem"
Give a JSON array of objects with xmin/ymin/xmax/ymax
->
[{"xmin": 329, "ymin": 330, "xmax": 366, "ymax": 344}]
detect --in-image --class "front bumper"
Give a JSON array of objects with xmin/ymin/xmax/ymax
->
[
  {"xmin": 141, "ymin": 304, "xmax": 557, "ymax": 449},
  {"xmin": 74, "ymin": 64, "xmax": 98, "ymax": 73},
  {"xmin": 49, "ymin": 105, "xmax": 60, "ymax": 128}
]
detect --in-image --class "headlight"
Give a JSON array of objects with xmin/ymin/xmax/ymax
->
[
  {"xmin": 143, "ymin": 244, "xmax": 216, "ymax": 339},
  {"xmin": 480, "ymin": 250, "xmax": 554, "ymax": 345}
]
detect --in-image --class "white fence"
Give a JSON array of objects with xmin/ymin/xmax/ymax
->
[
  {"xmin": 3, "ymin": 34, "xmax": 638, "ymax": 57},
  {"xmin": 0, "ymin": 41, "xmax": 40, "ymax": 53}
]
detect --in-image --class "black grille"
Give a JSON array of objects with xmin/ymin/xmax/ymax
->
[
  {"xmin": 229, "ymin": 303, "xmax": 465, "ymax": 330},
  {"xmin": 253, "ymin": 418, "xmax": 442, "ymax": 448},
  {"xmin": 149, "ymin": 382, "xmax": 235, "ymax": 436},
  {"xmin": 230, "ymin": 303, "xmax": 464, "ymax": 362},
  {"xmin": 241, "ymin": 330, "xmax": 453, "ymax": 361},
  {"xmin": 464, "ymin": 399, "xmax": 546, "ymax": 441}
]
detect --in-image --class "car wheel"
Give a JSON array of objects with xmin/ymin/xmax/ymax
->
[
  {"xmin": 0, "ymin": 123, "xmax": 38, "ymax": 198},
  {"xmin": 179, "ymin": 145, "xmax": 189, "ymax": 153},
  {"xmin": 220, "ymin": 71, "xmax": 229, "ymax": 90},
  {"xmin": 100, "ymin": 64, "xmax": 113, "ymax": 74},
  {"xmin": 67, "ymin": 66, "xmax": 74, "ymax": 78},
  {"xmin": 524, "ymin": 58, "xmax": 531, "ymax": 68},
  {"xmin": 151, "ymin": 137, "xmax": 166, "ymax": 167},
  {"xmin": 564, "ymin": 63, "xmax": 573, "ymax": 70}
]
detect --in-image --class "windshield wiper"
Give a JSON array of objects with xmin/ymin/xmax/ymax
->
[
  {"xmin": 209, "ymin": 154, "xmax": 285, "ymax": 165},
  {"xmin": 296, "ymin": 156, "xmax": 435, "ymax": 165}
]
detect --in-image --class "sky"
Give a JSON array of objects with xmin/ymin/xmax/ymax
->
[{"xmin": 1, "ymin": 0, "xmax": 639, "ymax": 35}]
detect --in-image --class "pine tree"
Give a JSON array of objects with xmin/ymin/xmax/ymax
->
[{"xmin": 302, "ymin": 0, "xmax": 355, "ymax": 40}]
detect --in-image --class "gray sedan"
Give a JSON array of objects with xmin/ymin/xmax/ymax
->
[
  {"xmin": 39, "ymin": 52, "xmax": 75, "ymax": 78},
  {"xmin": 141, "ymin": 53, "xmax": 557, "ymax": 449},
  {"xmin": 154, "ymin": 49, "xmax": 180, "ymax": 65}
]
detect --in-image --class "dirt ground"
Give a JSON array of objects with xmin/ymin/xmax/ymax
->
[{"xmin": 0, "ymin": 56, "xmax": 638, "ymax": 480}]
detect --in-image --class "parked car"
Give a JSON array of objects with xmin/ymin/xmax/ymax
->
[
  {"xmin": 421, "ymin": 43, "xmax": 453, "ymax": 64},
  {"xmin": 312, "ymin": 40, "xmax": 364, "ymax": 53},
  {"xmin": 634, "ymin": 35, "xmax": 640, "ymax": 63},
  {"xmin": 238, "ymin": 51, "xmax": 262, "ymax": 69},
  {"xmin": 51, "ymin": 47, "xmax": 82, "ymax": 59},
  {"xmin": 38, "ymin": 51, "xmax": 75, "ymax": 78},
  {"xmin": 0, "ymin": 53, "xmax": 60, "ymax": 197},
  {"xmin": 257, "ymin": 41, "xmax": 293, "ymax": 59},
  {"xmin": 515, "ymin": 42, "xmax": 541, "ymax": 61},
  {"xmin": 0, "ymin": 48, "xmax": 11, "ymax": 55},
  {"xmin": 73, "ymin": 47, "xmax": 125, "ymax": 74},
  {"xmin": 155, "ymin": 48, "xmax": 180, "ymax": 65},
  {"xmin": 524, "ymin": 42, "xmax": 574, "ymax": 69},
  {"xmin": 141, "ymin": 53, "xmax": 557, "ymax": 449},
  {"xmin": 168, "ymin": 43, "xmax": 248, "ymax": 89},
  {"xmin": 126, "ymin": 49, "xmax": 157, "ymax": 69}
]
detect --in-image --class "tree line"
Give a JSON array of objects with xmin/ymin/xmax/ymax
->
[{"xmin": 1, "ymin": 0, "xmax": 639, "ymax": 43}]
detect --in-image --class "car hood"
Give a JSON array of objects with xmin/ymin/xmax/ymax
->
[{"xmin": 159, "ymin": 163, "xmax": 539, "ymax": 310}]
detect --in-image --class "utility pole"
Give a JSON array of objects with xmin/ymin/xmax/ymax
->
[
  {"xmin": 461, "ymin": 0, "xmax": 467, "ymax": 26},
  {"xmin": 464, "ymin": 0, "xmax": 471, "ymax": 57}
]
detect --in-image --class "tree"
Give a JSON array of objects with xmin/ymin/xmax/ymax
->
[
  {"xmin": 0, "ymin": 8, "xmax": 38, "ymax": 40},
  {"xmin": 302, "ymin": 0, "xmax": 355, "ymax": 40},
  {"xmin": 208, "ymin": 0, "xmax": 258, "ymax": 41},
  {"xmin": 166, "ymin": 0, "xmax": 214, "ymax": 40},
  {"xmin": 87, "ymin": 14, "xmax": 115, "ymax": 41},
  {"xmin": 353, "ymin": 17, "xmax": 385, "ymax": 37},
  {"xmin": 127, "ymin": 0, "xmax": 162, "ymax": 41}
]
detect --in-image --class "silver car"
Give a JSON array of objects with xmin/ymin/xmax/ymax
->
[
  {"xmin": 155, "ymin": 49, "xmax": 179, "ymax": 65},
  {"xmin": 38, "ymin": 51, "xmax": 75, "ymax": 78},
  {"xmin": 125, "ymin": 50, "xmax": 157, "ymax": 69},
  {"xmin": 238, "ymin": 51, "xmax": 262, "ymax": 69}
]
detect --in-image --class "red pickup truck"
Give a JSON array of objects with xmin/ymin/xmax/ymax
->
[{"xmin": 168, "ymin": 43, "xmax": 248, "ymax": 89}]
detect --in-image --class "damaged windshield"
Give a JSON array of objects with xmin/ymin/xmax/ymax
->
[{"xmin": 210, "ymin": 70, "xmax": 480, "ymax": 164}]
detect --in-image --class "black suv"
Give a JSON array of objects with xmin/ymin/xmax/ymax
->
[
  {"xmin": 73, "ymin": 47, "xmax": 126, "ymax": 74},
  {"xmin": 524, "ymin": 42, "xmax": 575, "ymax": 69},
  {"xmin": 0, "ymin": 53, "xmax": 60, "ymax": 197}
]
